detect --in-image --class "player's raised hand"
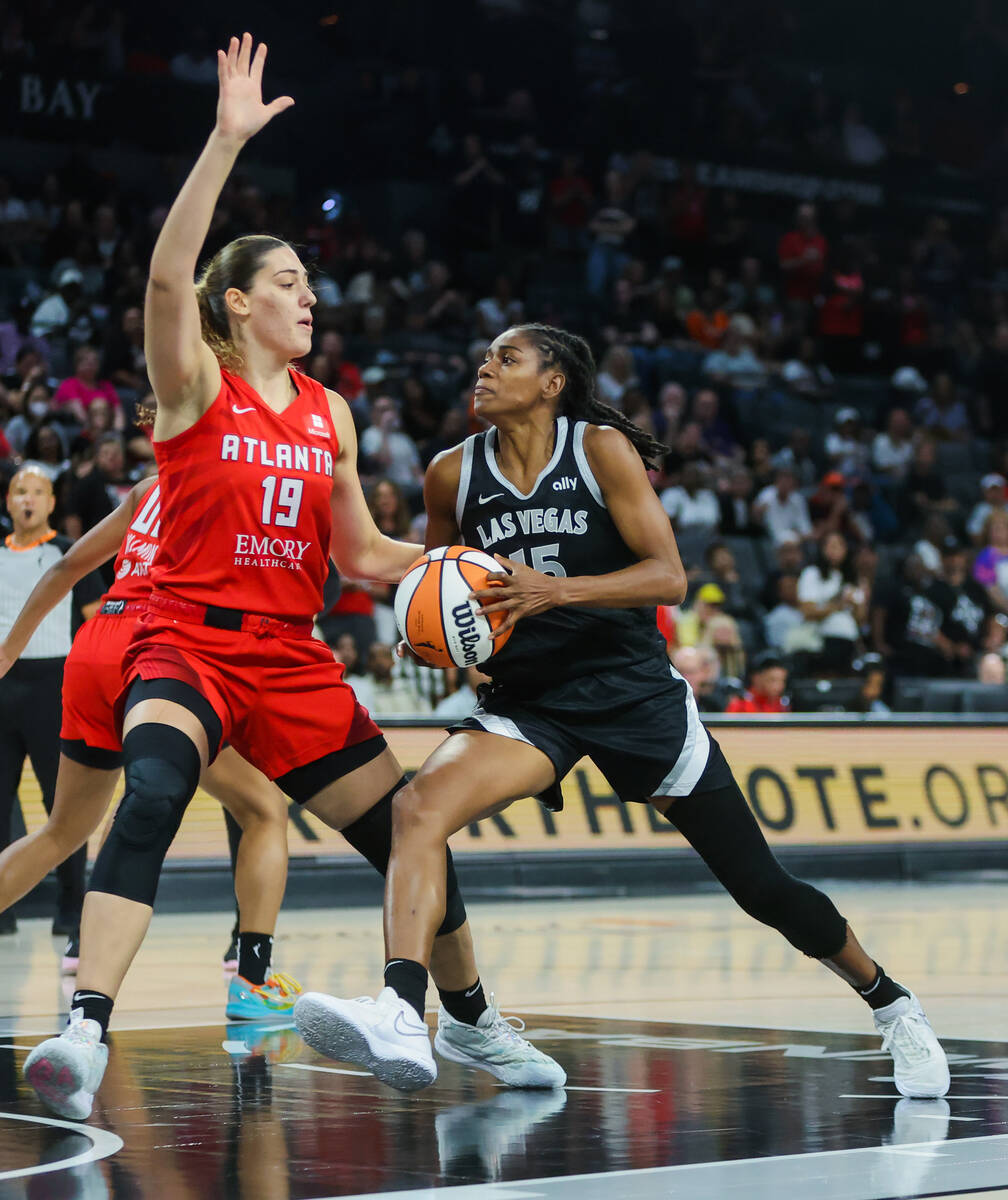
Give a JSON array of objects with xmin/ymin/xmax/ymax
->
[{"xmin": 215, "ymin": 33, "xmax": 294, "ymax": 143}]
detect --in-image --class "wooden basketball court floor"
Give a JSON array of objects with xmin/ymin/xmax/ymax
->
[{"xmin": 1, "ymin": 878, "xmax": 1007, "ymax": 1199}]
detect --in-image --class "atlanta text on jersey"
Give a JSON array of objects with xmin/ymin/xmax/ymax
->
[
  {"xmin": 220, "ymin": 435, "xmax": 334, "ymax": 477},
  {"xmin": 475, "ymin": 507, "xmax": 589, "ymax": 551}
]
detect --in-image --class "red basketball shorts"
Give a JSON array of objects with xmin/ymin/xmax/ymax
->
[
  {"xmin": 61, "ymin": 612, "xmax": 138, "ymax": 752},
  {"xmin": 120, "ymin": 611, "xmax": 380, "ymax": 780}
]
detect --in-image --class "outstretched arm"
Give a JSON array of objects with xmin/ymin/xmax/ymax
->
[
  {"xmin": 0, "ymin": 481, "xmax": 150, "ymax": 675},
  {"xmin": 145, "ymin": 33, "xmax": 293, "ymax": 429}
]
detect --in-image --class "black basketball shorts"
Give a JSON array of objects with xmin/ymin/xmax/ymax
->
[{"xmin": 448, "ymin": 655, "xmax": 733, "ymax": 810}]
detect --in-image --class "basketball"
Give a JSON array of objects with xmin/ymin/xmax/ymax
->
[{"xmin": 394, "ymin": 545, "xmax": 513, "ymax": 668}]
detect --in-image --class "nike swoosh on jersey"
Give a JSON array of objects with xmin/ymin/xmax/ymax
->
[
  {"xmin": 478, "ymin": 493, "xmax": 505, "ymax": 504},
  {"xmin": 232, "ymin": 405, "xmax": 255, "ymax": 414}
]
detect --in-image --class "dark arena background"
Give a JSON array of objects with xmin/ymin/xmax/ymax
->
[{"xmin": 1, "ymin": 1, "xmax": 1007, "ymax": 1197}]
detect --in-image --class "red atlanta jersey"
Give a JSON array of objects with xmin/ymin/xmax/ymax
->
[
  {"xmin": 149, "ymin": 368, "xmax": 339, "ymax": 619},
  {"xmin": 104, "ymin": 480, "xmax": 160, "ymax": 605}
]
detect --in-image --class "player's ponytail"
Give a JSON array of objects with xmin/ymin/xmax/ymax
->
[
  {"xmin": 517, "ymin": 323, "xmax": 669, "ymax": 470},
  {"xmin": 195, "ymin": 234, "xmax": 290, "ymax": 372}
]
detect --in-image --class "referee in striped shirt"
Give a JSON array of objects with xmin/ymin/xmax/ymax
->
[{"xmin": 0, "ymin": 466, "xmax": 103, "ymax": 937}]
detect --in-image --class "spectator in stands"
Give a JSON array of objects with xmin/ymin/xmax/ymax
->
[
  {"xmin": 797, "ymin": 531, "xmax": 865, "ymax": 672},
  {"xmin": 718, "ymin": 467, "xmax": 760, "ymax": 537},
  {"xmin": 452, "ymin": 133, "xmax": 508, "ymax": 250},
  {"xmin": 848, "ymin": 478, "xmax": 900, "ymax": 545},
  {"xmin": 351, "ymin": 642, "xmax": 430, "ymax": 717},
  {"xmin": 670, "ymin": 645, "xmax": 725, "ymax": 713},
  {"xmin": 977, "ymin": 652, "xmax": 1006, "ymax": 685},
  {"xmin": 704, "ymin": 613, "xmax": 747, "ymax": 682},
  {"xmin": 311, "ymin": 331, "xmax": 364, "ymax": 404},
  {"xmin": 914, "ymin": 371, "xmax": 970, "ymax": 441},
  {"xmin": 967, "ymin": 474, "xmax": 1008, "ymax": 544},
  {"xmin": 809, "ymin": 472, "xmax": 861, "ymax": 542},
  {"xmin": 101, "ymin": 305, "xmax": 148, "ymax": 409},
  {"xmin": 52, "ymin": 345, "xmax": 123, "ymax": 429},
  {"xmin": 973, "ymin": 510, "xmax": 1008, "ymax": 613},
  {"xmin": 872, "ymin": 407, "xmax": 915, "ymax": 482},
  {"xmin": 21, "ymin": 423, "xmax": 69, "ymax": 484},
  {"xmin": 760, "ymin": 531, "xmax": 805, "ymax": 609},
  {"xmin": 914, "ymin": 512, "xmax": 953, "ymax": 574},
  {"xmin": 753, "ymin": 466, "xmax": 813, "ymax": 544},
  {"xmin": 978, "ymin": 321, "xmax": 1008, "ymax": 442},
  {"xmin": 29, "ymin": 265, "xmax": 86, "ymax": 346},
  {"xmin": 359, "ymin": 395, "xmax": 423, "ymax": 500},
  {"xmin": 778, "ymin": 203, "xmax": 828, "ymax": 305},
  {"xmin": 660, "ymin": 462, "xmax": 719, "ymax": 531},
  {"xmin": 596, "ymin": 345, "xmax": 638, "ymax": 408},
  {"xmin": 764, "ymin": 573, "xmax": 803, "ymax": 650},
  {"xmin": 692, "ymin": 388, "xmax": 740, "ymax": 463},
  {"xmin": 432, "ymin": 665, "xmax": 492, "ymax": 719},
  {"xmin": 899, "ymin": 437, "xmax": 959, "ymax": 526},
  {"xmin": 933, "ymin": 538, "xmax": 991, "ymax": 664},
  {"xmin": 64, "ymin": 432, "xmax": 128, "ymax": 548},
  {"xmin": 726, "ymin": 650, "xmax": 790, "ymax": 714},
  {"xmin": 725, "ymin": 256, "xmax": 775, "ymax": 315},
  {"xmin": 475, "ymin": 274, "xmax": 524, "ymax": 340},
  {"xmin": 780, "ymin": 336, "xmax": 834, "ymax": 397},
  {"xmin": 586, "ymin": 170, "xmax": 635, "ymax": 298},
  {"xmin": 655, "ymin": 382, "xmax": 687, "ymax": 442},
  {"xmin": 697, "ymin": 541, "xmax": 752, "ymax": 619},
  {"xmin": 547, "ymin": 152, "xmax": 594, "ymax": 253},
  {"xmin": 824, "ymin": 408, "xmax": 870, "ymax": 478},
  {"xmin": 771, "ymin": 429, "xmax": 817, "ymax": 490},
  {"xmin": 701, "ymin": 316, "xmax": 767, "ymax": 389},
  {"xmin": 872, "ymin": 553, "xmax": 952, "ymax": 677},
  {"xmin": 685, "ymin": 287, "xmax": 729, "ymax": 349},
  {"xmin": 748, "ymin": 437, "xmax": 776, "ymax": 491}
]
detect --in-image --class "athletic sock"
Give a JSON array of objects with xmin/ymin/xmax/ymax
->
[
  {"xmin": 855, "ymin": 962, "xmax": 911, "ymax": 1010},
  {"xmin": 438, "ymin": 978, "xmax": 488, "ymax": 1025},
  {"xmin": 384, "ymin": 959, "xmax": 428, "ymax": 1021},
  {"xmin": 237, "ymin": 933, "xmax": 273, "ymax": 986},
  {"xmin": 71, "ymin": 990, "xmax": 114, "ymax": 1042}
]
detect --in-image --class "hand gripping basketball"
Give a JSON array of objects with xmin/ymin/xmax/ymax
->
[{"xmin": 394, "ymin": 546, "xmax": 513, "ymax": 668}]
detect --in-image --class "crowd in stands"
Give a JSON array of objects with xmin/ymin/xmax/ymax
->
[{"xmin": 4, "ymin": 1, "xmax": 1008, "ymax": 717}]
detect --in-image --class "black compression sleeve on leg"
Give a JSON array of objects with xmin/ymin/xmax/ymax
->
[
  {"xmin": 662, "ymin": 781, "xmax": 848, "ymax": 958},
  {"xmin": 88, "ymin": 725, "xmax": 202, "ymax": 907},
  {"xmin": 340, "ymin": 777, "xmax": 468, "ymax": 938}
]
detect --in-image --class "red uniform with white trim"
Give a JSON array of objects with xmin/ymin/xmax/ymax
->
[
  {"xmin": 122, "ymin": 368, "xmax": 379, "ymax": 780},
  {"xmin": 60, "ymin": 481, "xmax": 161, "ymax": 754}
]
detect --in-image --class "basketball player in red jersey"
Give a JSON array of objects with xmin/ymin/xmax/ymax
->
[
  {"xmin": 24, "ymin": 35, "xmax": 561, "ymax": 1119},
  {"xmin": 0, "ymin": 475, "xmax": 293, "ymax": 1007}
]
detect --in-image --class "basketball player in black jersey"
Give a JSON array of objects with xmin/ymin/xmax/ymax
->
[{"xmin": 295, "ymin": 324, "xmax": 949, "ymax": 1099}]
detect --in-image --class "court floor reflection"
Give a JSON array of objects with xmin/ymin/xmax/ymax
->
[{"xmin": 2, "ymin": 1014, "xmax": 1007, "ymax": 1200}]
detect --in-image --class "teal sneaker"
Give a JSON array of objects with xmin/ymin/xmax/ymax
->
[{"xmin": 225, "ymin": 971, "xmax": 303, "ymax": 1021}]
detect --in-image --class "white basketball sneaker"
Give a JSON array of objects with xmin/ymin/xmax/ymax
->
[
  {"xmin": 294, "ymin": 987, "xmax": 436, "ymax": 1092},
  {"xmin": 873, "ymin": 993, "xmax": 950, "ymax": 1098},
  {"xmin": 23, "ymin": 1008, "xmax": 109, "ymax": 1120},
  {"xmin": 434, "ymin": 997, "xmax": 567, "ymax": 1088}
]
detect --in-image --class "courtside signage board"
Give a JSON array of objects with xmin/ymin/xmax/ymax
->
[{"xmin": 16, "ymin": 723, "xmax": 1008, "ymax": 859}]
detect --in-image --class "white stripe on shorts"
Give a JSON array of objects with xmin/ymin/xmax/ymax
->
[
  {"xmin": 653, "ymin": 664, "xmax": 711, "ymax": 797},
  {"xmin": 468, "ymin": 707, "xmax": 535, "ymax": 746}
]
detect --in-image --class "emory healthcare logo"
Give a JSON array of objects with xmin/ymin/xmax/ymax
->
[{"xmin": 234, "ymin": 532, "xmax": 312, "ymax": 570}]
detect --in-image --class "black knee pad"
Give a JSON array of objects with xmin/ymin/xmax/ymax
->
[
  {"xmin": 88, "ymin": 724, "xmax": 202, "ymax": 906},
  {"xmin": 340, "ymin": 778, "xmax": 467, "ymax": 938}
]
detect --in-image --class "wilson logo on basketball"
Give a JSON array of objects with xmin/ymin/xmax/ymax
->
[{"xmin": 451, "ymin": 602, "xmax": 481, "ymax": 666}]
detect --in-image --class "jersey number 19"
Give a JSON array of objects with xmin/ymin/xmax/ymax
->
[{"xmin": 260, "ymin": 476, "xmax": 304, "ymax": 528}]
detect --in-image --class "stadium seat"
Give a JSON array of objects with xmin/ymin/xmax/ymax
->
[
  {"xmin": 960, "ymin": 685, "xmax": 1008, "ymax": 714},
  {"xmin": 920, "ymin": 679, "xmax": 967, "ymax": 713},
  {"xmin": 891, "ymin": 677, "xmax": 927, "ymax": 712},
  {"xmin": 789, "ymin": 677, "xmax": 863, "ymax": 712}
]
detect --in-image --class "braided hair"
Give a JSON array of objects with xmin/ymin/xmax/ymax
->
[{"xmin": 515, "ymin": 323, "xmax": 668, "ymax": 469}]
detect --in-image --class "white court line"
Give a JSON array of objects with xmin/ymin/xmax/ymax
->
[
  {"xmin": 278, "ymin": 1062, "xmax": 372, "ymax": 1078},
  {"xmin": 0, "ymin": 1112, "xmax": 123, "ymax": 1181},
  {"xmin": 842, "ymin": 1093, "xmax": 1008, "ymax": 1101},
  {"xmin": 563, "ymin": 1086, "xmax": 660, "ymax": 1094}
]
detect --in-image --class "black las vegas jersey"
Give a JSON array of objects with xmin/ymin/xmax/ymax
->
[{"xmin": 455, "ymin": 416, "xmax": 665, "ymax": 693}]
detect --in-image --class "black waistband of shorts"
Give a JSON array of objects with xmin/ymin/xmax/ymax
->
[
  {"xmin": 99, "ymin": 598, "xmax": 147, "ymax": 616},
  {"xmin": 146, "ymin": 591, "xmax": 313, "ymax": 639}
]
